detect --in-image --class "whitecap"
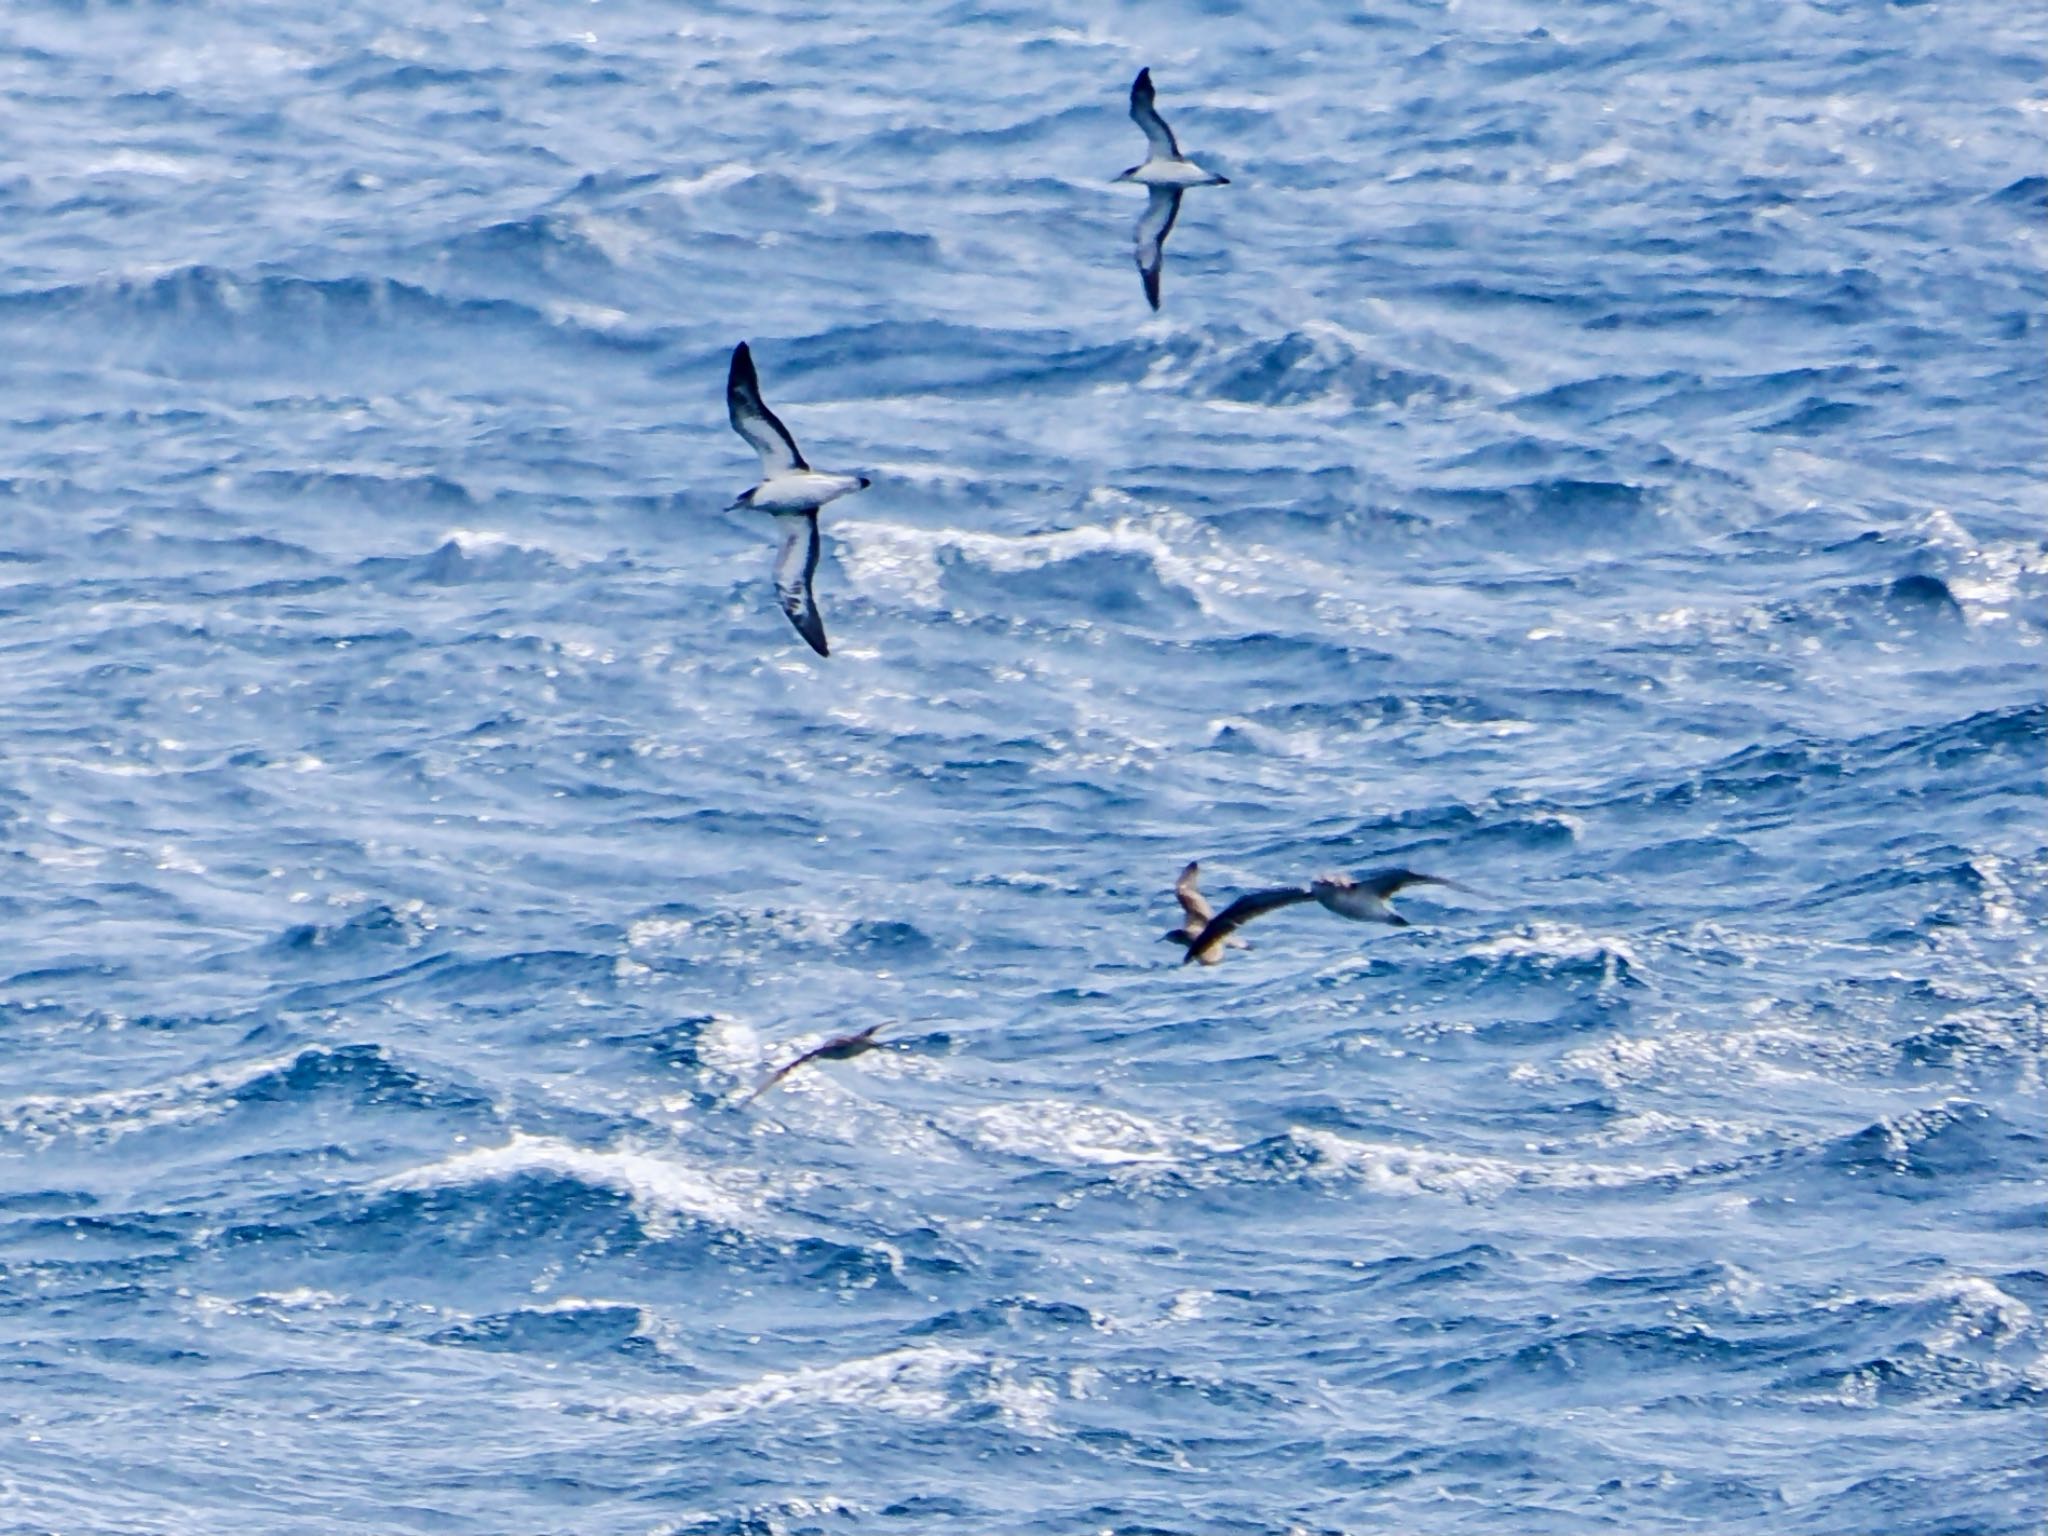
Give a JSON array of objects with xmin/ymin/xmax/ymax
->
[
  {"xmin": 1290, "ymin": 1127, "xmax": 1684, "ymax": 1199},
  {"xmin": 377, "ymin": 1132, "xmax": 768, "ymax": 1238},
  {"xmin": 610, "ymin": 1344, "xmax": 980, "ymax": 1427},
  {"xmin": 2, "ymin": 1047, "xmax": 311, "ymax": 1146},
  {"xmin": 955, "ymin": 1100, "xmax": 1227, "ymax": 1167},
  {"xmin": 1459, "ymin": 921, "xmax": 1640, "ymax": 980}
]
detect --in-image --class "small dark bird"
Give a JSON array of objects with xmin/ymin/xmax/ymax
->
[
  {"xmin": 741, "ymin": 1023, "xmax": 887, "ymax": 1105},
  {"xmin": 725, "ymin": 341, "xmax": 872, "ymax": 657},
  {"xmin": 1113, "ymin": 68, "xmax": 1229, "ymax": 311},
  {"xmin": 1181, "ymin": 869, "xmax": 1477, "ymax": 966},
  {"xmin": 1161, "ymin": 860, "xmax": 1243, "ymax": 964}
]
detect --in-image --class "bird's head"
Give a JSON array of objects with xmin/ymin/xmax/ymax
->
[
  {"xmin": 1114, "ymin": 165, "xmax": 1141, "ymax": 183},
  {"xmin": 1161, "ymin": 928, "xmax": 1192, "ymax": 946},
  {"xmin": 857, "ymin": 475, "xmax": 873, "ymax": 489}
]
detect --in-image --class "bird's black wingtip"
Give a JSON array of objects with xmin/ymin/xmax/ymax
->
[
  {"xmin": 784, "ymin": 611, "xmax": 829, "ymax": 657},
  {"xmin": 1133, "ymin": 67, "xmax": 1152, "ymax": 95}
]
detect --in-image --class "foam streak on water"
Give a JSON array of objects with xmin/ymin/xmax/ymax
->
[{"xmin": 1, "ymin": 1, "xmax": 2043, "ymax": 1531}]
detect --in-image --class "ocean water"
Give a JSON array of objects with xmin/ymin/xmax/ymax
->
[{"xmin": 1, "ymin": 0, "xmax": 2044, "ymax": 1530}]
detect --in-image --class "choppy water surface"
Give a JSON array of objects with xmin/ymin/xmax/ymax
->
[{"xmin": 2, "ymin": 1, "xmax": 2044, "ymax": 1531}]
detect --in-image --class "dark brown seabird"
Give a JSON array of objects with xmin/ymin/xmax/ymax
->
[
  {"xmin": 741, "ymin": 1023, "xmax": 887, "ymax": 1106},
  {"xmin": 1162, "ymin": 860, "xmax": 1242, "ymax": 965}
]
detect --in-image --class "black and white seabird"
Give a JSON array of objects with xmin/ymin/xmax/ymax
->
[
  {"xmin": 1181, "ymin": 869, "xmax": 1477, "ymax": 966},
  {"xmin": 1114, "ymin": 68, "xmax": 1229, "ymax": 311},
  {"xmin": 725, "ymin": 341, "xmax": 871, "ymax": 657},
  {"xmin": 741, "ymin": 1023, "xmax": 887, "ymax": 1105}
]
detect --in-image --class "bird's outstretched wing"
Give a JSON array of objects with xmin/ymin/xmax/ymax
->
[
  {"xmin": 1183, "ymin": 885, "xmax": 1316, "ymax": 964},
  {"xmin": 772, "ymin": 512, "xmax": 829, "ymax": 657},
  {"xmin": 1129, "ymin": 68, "xmax": 1180, "ymax": 159},
  {"xmin": 727, "ymin": 341, "xmax": 808, "ymax": 475},
  {"xmin": 740, "ymin": 1055, "xmax": 808, "ymax": 1106},
  {"xmin": 1135, "ymin": 186, "xmax": 1181, "ymax": 311},
  {"xmin": 1174, "ymin": 861, "xmax": 1211, "ymax": 927},
  {"xmin": 1354, "ymin": 868, "xmax": 1485, "ymax": 900}
]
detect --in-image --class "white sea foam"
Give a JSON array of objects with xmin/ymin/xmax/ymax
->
[
  {"xmin": 1865, "ymin": 1275, "xmax": 2035, "ymax": 1351},
  {"xmin": 832, "ymin": 515, "xmax": 1212, "ymax": 615},
  {"xmin": 652, "ymin": 162, "xmax": 754, "ymax": 200},
  {"xmin": 377, "ymin": 1133, "xmax": 767, "ymax": 1238},
  {"xmin": 1968, "ymin": 851, "xmax": 2029, "ymax": 933},
  {"xmin": 1291, "ymin": 1127, "xmax": 1683, "ymax": 1199},
  {"xmin": 191, "ymin": 1287, "xmax": 356, "ymax": 1329},
  {"xmin": 956, "ymin": 1100, "xmax": 1225, "ymax": 1167},
  {"xmin": 614, "ymin": 1344, "xmax": 979, "ymax": 1427},
  {"xmin": 26, "ymin": 842, "xmax": 106, "ymax": 870},
  {"xmin": 546, "ymin": 298, "xmax": 632, "ymax": 333},
  {"xmin": 1521, "ymin": 1017, "xmax": 1886, "ymax": 1094},
  {"xmin": 625, "ymin": 915, "xmax": 695, "ymax": 948},
  {"xmin": 2, "ymin": 1047, "xmax": 310, "ymax": 1145},
  {"xmin": 1460, "ymin": 922, "xmax": 1640, "ymax": 977},
  {"xmin": 83, "ymin": 150, "xmax": 202, "ymax": 180},
  {"xmin": 1579, "ymin": 1106, "xmax": 1770, "ymax": 1149},
  {"xmin": 1913, "ymin": 507, "xmax": 2047, "ymax": 619},
  {"xmin": 436, "ymin": 526, "xmax": 600, "ymax": 568}
]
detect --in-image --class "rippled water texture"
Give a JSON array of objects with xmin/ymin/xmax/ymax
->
[{"xmin": 2, "ymin": 1, "xmax": 2044, "ymax": 1531}]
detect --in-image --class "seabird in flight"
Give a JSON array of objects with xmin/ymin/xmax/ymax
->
[
  {"xmin": 740, "ymin": 1023, "xmax": 887, "ymax": 1106},
  {"xmin": 1161, "ymin": 860, "xmax": 1243, "ymax": 964},
  {"xmin": 725, "ymin": 341, "xmax": 871, "ymax": 656},
  {"xmin": 1181, "ymin": 869, "xmax": 1478, "ymax": 966},
  {"xmin": 1114, "ymin": 68, "xmax": 1229, "ymax": 311}
]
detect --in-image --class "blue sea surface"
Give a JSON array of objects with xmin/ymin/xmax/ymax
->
[{"xmin": 2, "ymin": 1, "xmax": 2044, "ymax": 1531}]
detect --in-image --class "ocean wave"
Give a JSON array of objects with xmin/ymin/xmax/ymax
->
[
  {"xmin": 833, "ymin": 515, "xmax": 1217, "ymax": 619},
  {"xmin": 427, "ymin": 1297, "xmax": 660, "ymax": 1358},
  {"xmin": 1779, "ymin": 1274, "xmax": 2046, "ymax": 1409},
  {"xmin": 374, "ymin": 1133, "xmax": 774, "ymax": 1239},
  {"xmin": 952, "ymin": 1100, "xmax": 1228, "ymax": 1168},
  {"xmin": 1175, "ymin": 326, "xmax": 1461, "ymax": 410},
  {"xmin": 1, "ymin": 1042, "xmax": 481, "ymax": 1146},
  {"xmin": 0, "ymin": 264, "xmax": 658, "ymax": 380},
  {"xmin": 1221, "ymin": 1127, "xmax": 1693, "ymax": 1202},
  {"xmin": 602, "ymin": 1344, "xmax": 983, "ymax": 1429},
  {"xmin": 1448, "ymin": 923, "xmax": 1643, "ymax": 990},
  {"xmin": 1822, "ymin": 1101, "xmax": 2044, "ymax": 1190}
]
